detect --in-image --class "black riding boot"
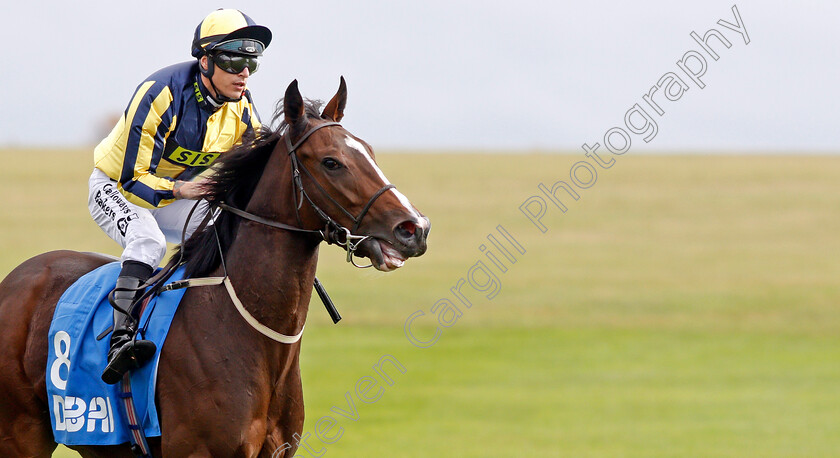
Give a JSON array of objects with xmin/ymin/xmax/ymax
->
[{"xmin": 101, "ymin": 262, "xmax": 157, "ymax": 385}]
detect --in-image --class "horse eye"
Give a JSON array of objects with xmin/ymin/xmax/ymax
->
[{"xmin": 322, "ymin": 158, "xmax": 343, "ymax": 170}]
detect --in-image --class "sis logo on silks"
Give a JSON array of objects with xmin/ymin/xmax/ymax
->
[{"xmin": 165, "ymin": 145, "xmax": 221, "ymax": 167}]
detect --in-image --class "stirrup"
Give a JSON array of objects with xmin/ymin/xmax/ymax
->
[{"xmin": 101, "ymin": 339, "xmax": 157, "ymax": 385}]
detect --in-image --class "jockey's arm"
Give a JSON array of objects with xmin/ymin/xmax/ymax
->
[{"xmin": 173, "ymin": 179, "xmax": 210, "ymax": 200}]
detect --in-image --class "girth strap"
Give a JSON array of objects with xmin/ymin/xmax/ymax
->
[{"xmin": 120, "ymin": 373, "xmax": 153, "ymax": 458}]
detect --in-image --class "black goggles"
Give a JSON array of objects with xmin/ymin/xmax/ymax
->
[{"xmin": 211, "ymin": 52, "xmax": 260, "ymax": 74}]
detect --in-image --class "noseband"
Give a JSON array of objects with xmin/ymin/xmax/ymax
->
[
  {"xmin": 146, "ymin": 122, "xmax": 391, "ymax": 342},
  {"xmin": 218, "ymin": 121, "xmax": 395, "ymax": 268}
]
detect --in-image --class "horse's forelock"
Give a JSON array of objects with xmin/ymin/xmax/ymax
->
[{"xmin": 270, "ymin": 98, "xmax": 326, "ymax": 134}]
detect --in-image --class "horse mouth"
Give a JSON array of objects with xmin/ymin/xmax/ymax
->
[{"xmin": 361, "ymin": 239, "xmax": 406, "ymax": 272}]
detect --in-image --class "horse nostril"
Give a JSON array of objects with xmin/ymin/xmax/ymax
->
[
  {"xmin": 396, "ymin": 220, "xmax": 417, "ymax": 239},
  {"xmin": 395, "ymin": 219, "xmax": 429, "ymax": 254}
]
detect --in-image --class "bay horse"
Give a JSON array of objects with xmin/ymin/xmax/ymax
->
[{"xmin": 0, "ymin": 78, "xmax": 430, "ymax": 457}]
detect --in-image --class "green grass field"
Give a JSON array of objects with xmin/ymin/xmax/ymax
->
[{"xmin": 2, "ymin": 149, "xmax": 839, "ymax": 457}]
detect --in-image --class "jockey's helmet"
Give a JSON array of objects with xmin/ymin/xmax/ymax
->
[{"xmin": 191, "ymin": 9, "xmax": 272, "ymax": 59}]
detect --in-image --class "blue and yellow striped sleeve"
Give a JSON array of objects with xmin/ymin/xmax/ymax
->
[{"xmin": 95, "ymin": 81, "xmax": 177, "ymax": 209}]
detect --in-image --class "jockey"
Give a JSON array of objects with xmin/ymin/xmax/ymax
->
[{"xmin": 88, "ymin": 9, "xmax": 272, "ymax": 384}]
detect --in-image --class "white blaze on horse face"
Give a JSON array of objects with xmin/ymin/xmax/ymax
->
[{"xmin": 343, "ymin": 135, "xmax": 423, "ymax": 221}]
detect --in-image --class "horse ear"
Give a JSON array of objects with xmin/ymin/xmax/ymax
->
[
  {"xmin": 321, "ymin": 76, "xmax": 347, "ymax": 122},
  {"xmin": 284, "ymin": 80, "xmax": 306, "ymax": 128}
]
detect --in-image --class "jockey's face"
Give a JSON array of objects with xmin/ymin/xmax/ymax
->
[{"xmin": 200, "ymin": 55, "xmax": 252, "ymax": 101}]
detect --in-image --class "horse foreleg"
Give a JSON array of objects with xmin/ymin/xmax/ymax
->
[
  {"xmin": 259, "ymin": 427, "xmax": 298, "ymax": 458},
  {"xmin": 259, "ymin": 367, "xmax": 306, "ymax": 458}
]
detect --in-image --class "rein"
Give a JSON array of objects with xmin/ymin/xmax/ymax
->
[
  {"xmin": 155, "ymin": 205, "xmax": 308, "ymax": 344},
  {"xmin": 152, "ymin": 121, "xmax": 396, "ymax": 343}
]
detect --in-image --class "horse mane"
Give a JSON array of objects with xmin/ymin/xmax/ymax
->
[{"xmin": 170, "ymin": 99, "xmax": 325, "ymax": 278}]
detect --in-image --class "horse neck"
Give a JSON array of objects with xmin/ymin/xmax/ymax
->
[{"xmin": 220, "ymin": 144, "xmax": 321, "ymax": 337}]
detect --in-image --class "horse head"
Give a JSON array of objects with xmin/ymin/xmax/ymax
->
[{"xmin": 282, "ymin": 77, "xmax": 430, "ymax": 271}]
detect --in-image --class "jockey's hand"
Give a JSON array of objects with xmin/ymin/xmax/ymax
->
[{"xmin": 173, "ymin": 179, "xmax": 210, "ymax": 200}]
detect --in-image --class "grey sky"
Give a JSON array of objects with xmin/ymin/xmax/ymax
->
[{"xmin": 2, "ymin": 0, "xmax": 837, "ymax": 152}]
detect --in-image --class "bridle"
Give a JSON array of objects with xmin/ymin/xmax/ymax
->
[
  {"xmin": 217, "ymin": 121, "xmax": 395, "ymax": 268},
  {"xmin": 142, "ymin": 121, "xmax": 397, "ymax": 342}
]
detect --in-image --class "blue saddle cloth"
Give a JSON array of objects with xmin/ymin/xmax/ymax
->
[{"xmin": 46, "ymin": 261, "xmax": 190, "ymax": 445}]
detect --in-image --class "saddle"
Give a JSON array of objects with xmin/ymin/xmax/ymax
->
[{"xmin": 47, "ymin": 262, "xmax": 190, "ymax": 450}]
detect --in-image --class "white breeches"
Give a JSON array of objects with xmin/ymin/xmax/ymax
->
[{"xmin": 88, "ymin": 168, "xmax": 209, "ymax": 268}]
